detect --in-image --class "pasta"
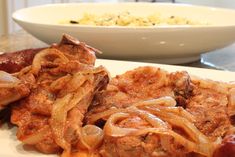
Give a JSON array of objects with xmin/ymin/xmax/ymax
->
[{"xmin": 61, "ymin": 11, "xmax": 208, "ymax": 26}]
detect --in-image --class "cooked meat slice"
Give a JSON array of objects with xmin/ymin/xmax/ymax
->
[
  {"xmin": 87, "ymin": 67, "xmax": 174, "ymax": 116},
  {"xmin": 54, "ymin": 34, "xmax": 98, "ymax": 65},
  {"xmin": 186, "ymin": 78, "xmax": 231, "ymax": 139},
  {"xmin": 87, "ymin": 66, "xmax": 232, "ymax": 138},
  {"xmin": 11, "ymin": 64, "xmax": 108, "ymax": 154},
  {"xmin": 10, "ymin": 35, "xmax": 109, "ymax": 155},
  {"xmin": 86, "ymin": 66, "xmax": 234, "ymax": 157},
  {"xmin": 86, "ymin": 66, "xmax": 192, "ymax": 123},
  {"xmin": 11, "ymin": 86, "xmax": 60, "ymax": 153}
]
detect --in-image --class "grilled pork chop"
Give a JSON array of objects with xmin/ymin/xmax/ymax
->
[{"xmin": 86, "ymin": 66, "xmax": 235, "ymax": 157}]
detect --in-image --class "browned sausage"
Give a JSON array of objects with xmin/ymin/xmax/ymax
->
[
  {"xmin": 213, "ymin": 135, "xmax": 235, "ymax": 157},
  {"xmin": 0, "ymin": 48, "xmax": 43, "ymax": 73}
]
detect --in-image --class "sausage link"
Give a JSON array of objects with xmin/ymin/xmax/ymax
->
[{"xmin": 0, "ymin": 48, "xmax": 43, "ymax": 73}]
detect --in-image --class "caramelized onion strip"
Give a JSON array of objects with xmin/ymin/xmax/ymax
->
[
  {"xmin": 12, "ymin": 66, "xmax": 32, "ymax": 77},
  {"xmin": 0, "ymin": 83, "xmax": 20, "ymax": 88},
  {"xmin": 0, "ymin": 70, "xmax": 21, "ymax": 88},
  {"xmin": 155, "ymin": 106, "xmax": 195, "ymax": 123},
  {"xmin": 51, "ymin": 77, "xmax": 94, "ymax": 153},
  {"xmin": 0, "ymin": 71, "xmax": 20, "ymax": 83},
  {"xmin": 87, "ymin": 108, "xmax": 126, "ymax": 124},
  {"xmin": 79, "ymin": 66, "xmax": 109, "ymax": 75},
  {"xmin": 51, "ymin": 93, "xmax": 73, "ymax": 150},
  {"xmin": 31, "ymin": 48, "xmax": 69, "ymax": 75},
  {"xmin": 143, "ymin": 106, "xmax": 209, "ymax": 144},
  {"xmin": 79, "ymin": 125, "xmax": 104, "ymax": 150},
  {"xmin": 104, "ymin": 112, "xmax": 138, "ymax": 137},
  {"xmin": 133, "ymin": 96, "xmax": 177, "ymax": 107},
  {"xmin": 127, "ymin": 106, "xmax": 168, "ymax": 129},
  {"xmin": 87, "ymin": 97, "xmax": 176, "ymax": 124}
]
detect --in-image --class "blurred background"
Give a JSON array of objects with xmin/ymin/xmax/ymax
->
[{"xmin": 1, "ymin": 0, "xmax": 235, "ymax": 36}]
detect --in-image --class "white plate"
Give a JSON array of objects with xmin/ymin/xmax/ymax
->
[
  {"xmin": 12, "ymin": 3, "xmax": 235, "ymax": 64},
  {"xmin": 0, "ymin": 59, "xmax": 235, "ymax": 157}
]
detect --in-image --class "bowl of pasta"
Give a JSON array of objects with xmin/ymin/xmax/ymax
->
[{"xmin": 12, "ymin": 2, "xmax": 235, "ymax": 63}]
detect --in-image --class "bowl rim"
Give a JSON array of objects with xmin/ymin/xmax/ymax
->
[{"xmin": 12, "ymin": 2, "xmax": 235, "ymax": 30}]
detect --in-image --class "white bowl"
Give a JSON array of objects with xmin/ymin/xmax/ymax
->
[{"xmin": 12, "ymin": 3, "xmax": 235, "ymax": 64}]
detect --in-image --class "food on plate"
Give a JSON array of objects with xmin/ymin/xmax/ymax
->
[
  {"xmin": 0, "ymin": 34, "xmax": 234, "ymax": 157},
  {"xmin": 86, "ymin": 66, "xmax": 235, "ymax": 157},
  {"xmin": 0, "ymin": 34, "xmax": 109, "ymax": 156},
  {"xmin": 61, "ymin": 11, "xmax": 207, "ymax": 26}
]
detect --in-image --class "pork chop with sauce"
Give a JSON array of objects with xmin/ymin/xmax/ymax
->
[
  {"xmin": 9, "ymin": 35, "xmax": 109, "ymax": 154},
  {"xmin": 86, "ymin": 66, "xmax": 235, "ymax": 157}
]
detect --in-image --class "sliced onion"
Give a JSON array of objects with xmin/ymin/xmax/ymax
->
[
  {"xmin": 144, "ymin": 106, "xmax": 209, "ymax": 144},
  {"xmin": 127, "ymin": 106, "xmax": 168, "ymax": 129},
  {"xmin": 88, "ymin": 97, "xmax": 176, "ymax": 124},
  {"xmin": 12, "ymin": 66, "xmax": 32, "ymax": 77},
  {"xmin": 87, "ymin": 108, "xmax": 126, "ymax": 124},
  {"xmin": 104, "ymin": 112, "xmax": 138, "ymax": 137},
  {"xmin": 31, "ymin": 48, "xmax": 69, "ymax": 75},
  {"xmin": 80, "ymin": 66, "xmax": 108, "ymax": 75},
  {"xmin": 157, "ymin": 106, "xmax": 195, "ymax": 123},
  {"xmin": 80, "ymin": 125, "xmax": 104, "ymax": 150},
  {"xmin": 51, "ymin": 93, "xmax": 73, "ymax": 150},
  {"xmin": 0, "ymin": 83, "xmax": 20, "ymax": 88},
  {"xmin": 50, "ymin": 74, "xmax": 72, "ymax": 92},
  {"xmin": 133, "ymin": 96, "xmax": 176, "ymax": 107},
  {"xmin": 51, "ymin": 82, "xmax": 93, "ymax": 151},
  {"xmin": 0, "ymin": 71, "xmax": 20, "ymax": 84}
]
